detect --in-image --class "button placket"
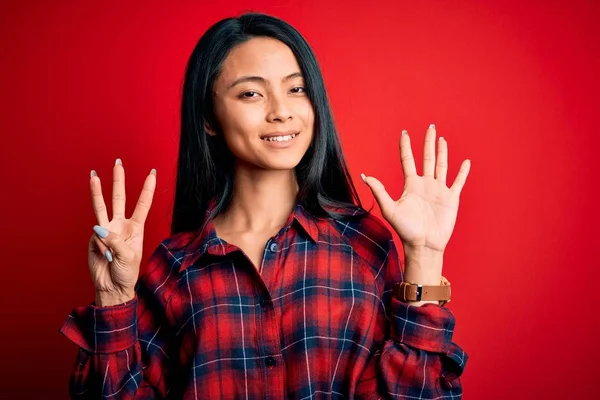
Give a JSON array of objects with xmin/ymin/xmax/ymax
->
[
  {"xmin": 259, "ymin": 297, "xmax": 269, "ymax": 309},
  {"xmin": 265, "ymin": 356, "xmax": 276, "ymax": 368},
  {"xmin": 268, "ymin": 241, "xmax": 278, "ymax": 253},
  {"xmin": 257, "ymin": 238, "xmax": 285, "ymax": 394}
]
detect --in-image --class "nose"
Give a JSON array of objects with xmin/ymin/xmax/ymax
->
[{"xmin": 266, "ymin": 93, "xmax": 292, "ymax": 123}]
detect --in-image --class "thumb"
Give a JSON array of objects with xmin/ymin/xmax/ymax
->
[
  {"xmin": 361, "ymin": 174, "xmax": 395, "ymax": 213},
  {"xmin": 93, "ymin": 225, "xmax": 132, "ymax": 261}
]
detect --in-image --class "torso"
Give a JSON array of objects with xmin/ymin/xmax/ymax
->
[{"xmin": 144, "ymin": 207, "xmax": 403, "ymax": 398}]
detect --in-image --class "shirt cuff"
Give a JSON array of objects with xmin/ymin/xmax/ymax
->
[
  {"xmin": 390, "ymin": 297, "xmax": 456, "ymax": 354},
  {"xmin": 59, "ymin": 295, "xmax": 138, "ymax": 354}
]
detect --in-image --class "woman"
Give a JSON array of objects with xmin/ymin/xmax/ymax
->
[{"xmin": 61, "ymin": 12, "xmax": 471, "ymax": 399}]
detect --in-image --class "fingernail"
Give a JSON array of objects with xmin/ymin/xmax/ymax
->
[
  {"xmin": 361, "ymin": 173, "xmax": 367, "ymax": 183},
  {"xmin": 439, "ymin": 137, "xmax": 444, "ymax": 141},
  {"xmin": 93, "ymin": 225, "xmax": 109, "ymax": 239},
  {"xmin": 90, "ymin": 170, "xmax": 97, "ymax": 178},
  {"xmin": 104, "ymin": 250, "xmax": 113, "ymax": 262},
  {"xmin": 429, "ymin": 124, "xmax": 436, "ymax": 129},
  {"xmin": 115, "ymin": 158, "xmax": 122, "ymax": 166},
  {"xmin": 402, "ymin": 130, "xmax": 408, "ymax": 135},
  {"xmin": 150, "ymin": 168, "xmax": 156, "ymax": 176}
]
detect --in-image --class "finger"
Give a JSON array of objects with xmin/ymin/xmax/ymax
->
[
  {"xmin": 436, "ymin": 137, "xmax": 448, "ymax": 185},
  {"xmin": 450, "ymin": 159, "xmax": 471, "ymax": 197},
  {"xmin": 90, "ymin": 171, "xmax": 110, "ymax": 226},
  {"xmin": 399, "ymin": 130, "xmax": 417, "ymax": 178},
  {"xmin": 423, "ymin": 124, "xmax": 437, "ymax": 177},
  {"xmin": 93, "ymin": 225, "xmax": 133, "ymax": 261},
  {"xmin": 361, "ymin": 174, "xmax": 395, "ymax": 213},
  {"xmin": 131, "ymin": 169, "xmax": 157, "ymax": 226},
  {"xmin": 90, "ymin": 235, "xmax": 112, "ymax": 262},
  {"xmin": 112, "ymin": 158, "xmax": 126, "ymax": 220}
]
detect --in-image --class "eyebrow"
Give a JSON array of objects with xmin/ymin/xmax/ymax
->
[{"xmin": 227, "ymin": 72, "xmax": 304, "ymax": 90}]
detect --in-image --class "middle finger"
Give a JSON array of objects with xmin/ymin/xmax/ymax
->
[
  {"xmin": 112, "ymin": 158, "xmax": 126, "ymax": 219},
  {"xmin": 422, "ymin": 124, "xmax": 437, "ymax": 177}
]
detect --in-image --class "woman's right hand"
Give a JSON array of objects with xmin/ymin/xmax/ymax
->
[{"xmin": 88, "ymin": 159, "xmax": 157, "ymax": 307}]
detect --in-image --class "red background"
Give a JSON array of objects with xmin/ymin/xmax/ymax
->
[{"xmin": 1, "ymin": 1, "xmax": 598, "ymax": 398}]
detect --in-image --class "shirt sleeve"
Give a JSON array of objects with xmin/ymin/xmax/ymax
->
[
  {"xmin": 59, "ymin": 242, "xmax": 177, "ymax": 399},
  {"xmin": 356, "ymin": 236, "xmax": 469, "ymax": 399}
]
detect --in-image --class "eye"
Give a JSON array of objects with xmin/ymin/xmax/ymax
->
[
  {"xmin": 239, "ymin": 91, "xmax": 261, "ymax": 99},
  {"xmin": 290, "ymin": 87, "xmax": 306, "ymax": 94}
]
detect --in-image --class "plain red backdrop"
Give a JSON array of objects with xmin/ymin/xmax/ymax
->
[{"xmin": 1, "ymin": 0, "xmax": 598, "ymax": 398}]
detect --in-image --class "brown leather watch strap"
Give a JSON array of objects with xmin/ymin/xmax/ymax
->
[{"xmin": 393, "ymin": 276, "xmax": 451, "ymax": 306}]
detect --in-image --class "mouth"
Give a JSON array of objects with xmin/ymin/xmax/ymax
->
[{"xmin": 260, "ymin": 132, "xmax": 299, "ymax": 142}]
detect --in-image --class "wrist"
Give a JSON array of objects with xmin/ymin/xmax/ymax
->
[
  {"xmin": 403, "ymin": 245, "xmax": 444, "ymax": 286},
  {"xmin": 95, "ymin": 290, "xmax": 135, "ymax": 307}
]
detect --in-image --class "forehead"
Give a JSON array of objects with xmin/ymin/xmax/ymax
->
[{"xmin": 219, "ymin": 37, "xmax": 301, "ymax": 81}]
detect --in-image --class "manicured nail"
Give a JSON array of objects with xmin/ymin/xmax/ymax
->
[
  {"xmin": 115, "ymin": 158, "xmax": 122, "ymax": 166},
  {"xmin": 93, "ymin": 225, "xmax": 109, "ymax": 239},
  {"xmin": 429, "ymin": 124, "xmax": 436, "ymax": 129},
  {"xmin": 104, "ymin": 250, "xmax": 113, "ymax": 262},
  {"xmin": 150, "ymin": 168, "xmax": 156, "ymax": 176},
  {"xmin": 90, "ymin": 170, "xmax": 97, "ymax": 178},
  {"xmin": 361, "ymin": 173, "xmax": 367, "ymax": 183},
  {"xmin": 402, "ymin": 130, "xmax": 408, "ymax": 135},
  {"xmin": 439, "ymin": 137, "xmax": 444, "ymax": 141}
]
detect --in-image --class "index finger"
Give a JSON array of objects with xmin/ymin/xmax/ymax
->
[
  {"xmin": 131, "ymin": 169, "xmax": 157, "ymax": 226},
  {"xmin": 90, "ymin": 171, "xmax": 110, "ymax": 226}
]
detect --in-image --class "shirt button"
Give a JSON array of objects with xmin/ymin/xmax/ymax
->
[
  {"xmin": 269, "ymin": 242, "xmax": 278, "ymax": 253},
  {"xmin": 265, "ymin": 356, "xmax": 276, "ymax": 367}
]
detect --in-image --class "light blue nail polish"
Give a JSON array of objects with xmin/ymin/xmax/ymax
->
[
  {"xmin": 93, "ymin": 225, "xmax": 109, "ymax": 238},
  {"xmin": 429, "ymin": 124, "xmax": 436, "ymax": 129},
  {"xmin": 105, "ymin": 250, "xmax": 113, "ymax": 262}
]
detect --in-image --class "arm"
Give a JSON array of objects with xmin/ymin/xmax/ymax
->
[
  {"xmin": 356, "ymin": 238, "xmax": 468, "ymax": 399},
  {"xmin": 59, "ymin": 242, "xmax": 177, "ymax": 399}
]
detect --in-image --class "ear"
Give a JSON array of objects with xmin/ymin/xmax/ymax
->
[{"xmin": 204, "ymin": 121, "xmax": 217, "ymax": 137}]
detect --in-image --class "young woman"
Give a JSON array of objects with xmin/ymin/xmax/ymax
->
[{"xmin": 61, "ymin": 12, "xmax": 471, "ymax": 399}]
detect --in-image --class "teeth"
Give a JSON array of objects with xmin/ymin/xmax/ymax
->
[{"xmin": 262, "ymin": 133, "xmax": 297, "ymax": 142}]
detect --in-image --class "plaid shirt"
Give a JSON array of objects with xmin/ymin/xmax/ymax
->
[{"xmin": 60, "ymin": 201, "xmax": 468, "ymax": 399}]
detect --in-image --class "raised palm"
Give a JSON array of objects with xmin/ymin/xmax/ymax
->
[
  {"xmin": 88, "ymin": 159, "xmax": 156, "ymax": 304},
  {"xmin": 363, "ymin": 125, "xmax": 471, "ymax": 252}
]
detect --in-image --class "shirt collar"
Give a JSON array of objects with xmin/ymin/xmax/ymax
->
[{"xmin": 176, "ymin": 198, "xmax": 320, "ymax": 273}]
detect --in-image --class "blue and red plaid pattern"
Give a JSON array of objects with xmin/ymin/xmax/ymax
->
[{"xmin": 60, "ymin": 202, "xmax": 467, "ymax": 399}]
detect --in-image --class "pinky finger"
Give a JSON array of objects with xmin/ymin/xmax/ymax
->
[{"xmin": 450, "ymin": 159, "xmax": 471, "ymax": 196}]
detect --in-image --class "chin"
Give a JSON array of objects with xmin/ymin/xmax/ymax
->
[
  {"xmin": 253, "ymin": 145, "xmax": 309, "ymax": 171},
  {"xmin": 261, "ymin": 158, "xmax": 303, "ymax": 171}
]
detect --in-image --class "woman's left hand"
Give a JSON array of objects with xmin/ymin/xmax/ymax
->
[{"xmin": 362, "ymin": 124, "xmax": 471, "ymax": 253}]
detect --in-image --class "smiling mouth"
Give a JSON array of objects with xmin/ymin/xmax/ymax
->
[{"xmin": 260, "ymin": 133, "xmax": 299, "ymax": 142}]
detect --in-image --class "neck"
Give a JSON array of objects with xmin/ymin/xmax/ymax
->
[{"xmin": 214, "ymin": 162, "xmax": 299, "ymax": 234}]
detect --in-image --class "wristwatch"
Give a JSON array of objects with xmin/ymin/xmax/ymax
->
[{"xmin": 393, "ymin": 276, "xmax": 451, "ymax": 306}]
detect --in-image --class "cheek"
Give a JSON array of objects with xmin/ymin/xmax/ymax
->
[
  {"xmin": 218, "ymin": 104, "xmax": 263, "ymax": 145},
  {"xmin": 299, "ymin": 102, "xmax": 315, "ymax": 139},
  {"xmin": 220, "ymin": 102, "xmax": 259, "ymax": 131}
]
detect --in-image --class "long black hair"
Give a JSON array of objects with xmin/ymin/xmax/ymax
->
[{"xmin": 171, "ymin": 12, "xmax": 366, "ymax": 236}]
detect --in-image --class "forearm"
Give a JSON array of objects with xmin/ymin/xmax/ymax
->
[{"xmin": 402, "ymin": 245, "xmax": 444, "ymax": 306}]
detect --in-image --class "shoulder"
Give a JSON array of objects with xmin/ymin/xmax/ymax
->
[
  {"xmin": 140, "ymin": 231, "xmax": 202, "ymax": 283},
  {"xmin": 326, "ymin": 210, "xmax": 395, "ymax": 268}
]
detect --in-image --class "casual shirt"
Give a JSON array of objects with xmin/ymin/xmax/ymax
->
[{"xmin": 60, "ymin": 201, "xmax": 468, "ymax": 399}]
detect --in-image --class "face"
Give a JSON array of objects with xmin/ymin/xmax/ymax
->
[{"xmin": 209, "ymin": 37, "xmax": 315, "ymax": 171}]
